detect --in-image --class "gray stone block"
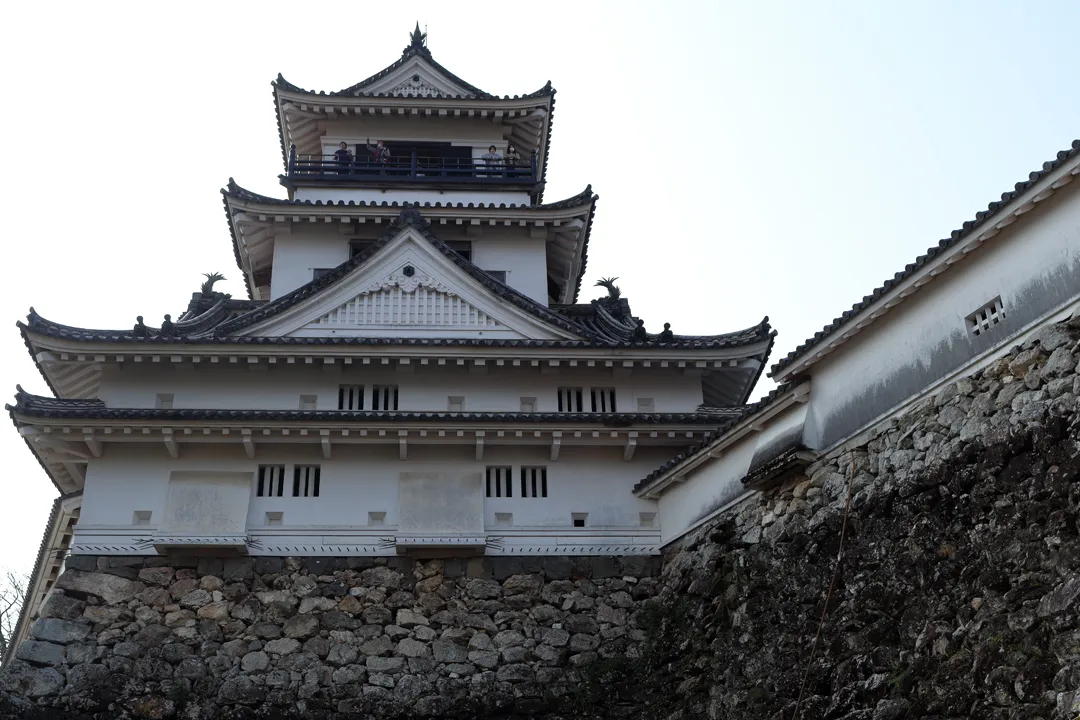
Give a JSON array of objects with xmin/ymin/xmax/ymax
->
[{"xmin": 15, "ymin": 640, "xmax": 66, "ymax": 666}]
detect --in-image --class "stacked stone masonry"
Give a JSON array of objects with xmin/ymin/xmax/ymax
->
[{"xmin": 2, "ymin": 315, "xmax": 1080, "ymax": 719}]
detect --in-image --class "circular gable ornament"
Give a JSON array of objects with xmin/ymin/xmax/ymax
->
[{"xmin": 402, "ymin": 265, "xmax": 416, "ymax": 277}]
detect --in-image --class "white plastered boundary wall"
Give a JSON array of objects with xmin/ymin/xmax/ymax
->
[
  {"xmin": 656, "ymin": 161, "xmax": 1080, "ymax": 549},
  {"xmin": 74, "ymin": 444, "xmax": 668, "ymax": 555}
]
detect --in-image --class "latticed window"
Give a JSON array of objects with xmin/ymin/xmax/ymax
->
[
  {"xmin": 293, "ymin": 466, "xmax": 321, "ymax": 497},
  {"xmin": 372, "ymin": 385, "xmax": 399, "ymax": 411},
  {"xmin": 967, "ymin": 296, "xmax": 1006, "ymax": 337},
  {"xmin": 486, "ymin": 466, "xmax": 512, "ymax": 498},
  {"xmin": 338, "ymin": 385, "xmax": 364, "ymax": 410},
  {"xmin": 590, "ymin": 388, "xmax": 617, "ymax": 413},
  {"xmin": 520, "ymin": 467, "xmax": 548, "ymax": 498},
  {"xmin": 256, "ymin": 465, "xmax": 285, "ymax": 497},
  {"xmin": 557, "ymin": 387, "xmax": 583, "ymax": 412}
]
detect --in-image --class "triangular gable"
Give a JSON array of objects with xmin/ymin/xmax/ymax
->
[
  {"xmin": 359, "ymin": 55, "xmax": 477, "ymax": 99},
  {"xmin": 236, "ymin": 226, "xmax": 582, "ymax": 341}
]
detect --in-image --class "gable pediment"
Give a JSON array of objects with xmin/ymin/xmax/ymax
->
[
  {"xmin": 237, "ymin": 227, "xmax": 579, "ymax": 341},
  {"xmin": 361, "ymin": 57, "xmax": 476, "ymax": 98}
]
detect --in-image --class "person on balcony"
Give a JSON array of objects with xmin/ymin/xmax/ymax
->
[
  {"xmin": 481, "ymin": 145, "xmax": 503, "ymax": 177},
  {"xmin": 333, "ymin": 142, "xmax": 353, "ymax": 174},
  {"xmin": 365, "ymin": 138, "xmax": 391, "ymax": 167},
  {"xmin": 504, "ymin": 143, "xmax": 522, "ymax": 177}
]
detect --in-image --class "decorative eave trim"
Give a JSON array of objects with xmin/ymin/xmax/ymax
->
[
  {"xmin": 772, "ymin": 140, "xmax": 1080, "ymax": 381},
  {"xmin": 741, "ymin": 447, "xmax": 818, "ymax": 491},
  {"xmin": 633, "ymin": 381, "xmax": 811, "ymax": 498}
]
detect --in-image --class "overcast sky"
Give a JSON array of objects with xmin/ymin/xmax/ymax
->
[{"xmin": 0, "ymin": 1, "xmax": 1076, "ymax": 578}]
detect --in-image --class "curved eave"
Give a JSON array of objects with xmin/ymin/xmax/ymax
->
[{"xmin": 771, "ymin": 139, "xmax": 1080, "ymax": 380}]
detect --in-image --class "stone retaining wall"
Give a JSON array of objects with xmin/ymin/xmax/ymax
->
[{"xmin": 1, "ymin": 555, "xmax": 659, "ymax": 718}]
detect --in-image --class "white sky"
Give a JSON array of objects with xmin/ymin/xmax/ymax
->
[{"xmin": 0, "ymin": 0, "xmax": 1076, "ymax": 577}]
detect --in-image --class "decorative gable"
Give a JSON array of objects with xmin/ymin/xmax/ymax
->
[
  {"xmin": 311, "ymin": 269, "xmax": 508, "ymax": 332},
  {"xmin": 237, "ymin": 225, "xmax": 580, "ymax": 342},
  {"xmin": 361, "ymin": 57, "xmax": 476, "ymax": 99}
]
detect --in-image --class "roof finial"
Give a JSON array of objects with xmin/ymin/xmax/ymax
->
[{"xmin": 409, "ymin": 22, "xmax": 427, "ymax": 50}]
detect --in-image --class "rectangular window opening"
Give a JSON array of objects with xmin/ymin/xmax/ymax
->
[
  {"xmin": 257, "ymin": 465, "xmax": 286, "ymax": 497},
  {"xmin": 572, "ymin": 512, "xmax": 588, "ymax": 528},
  {"xmin": 368, "ymin": 511, "xmax": 386, "ymax": 527},
  {"xmin": 132, "ymin": 510, "xmax": 152, "ymax": 526},
  {"xmin": 293, "ymin": 465, "xmax": 321, "ymax": 497},
  {"xmin": 372, "ymin": 385, "xmax": 399, "ymax": 411},
  {"xmin": 447, "ymin": 396, "xmax": 465, "ymax": 412},
  {"xmin": 299, "ymin": 394, "xmax": 318, "ymax": 411},
  {"xmin": 494, "ymin": 512, "xmax": 513, "ymax": 527},
  {"xmin": 155, "ymin": 393, "xmax": 174, "ymax": 410},
  {"xmin": 265, "ymin": 511, "xmax": 283, "ymax": 527},
  {"xmin": 639, "ymin": 512, "xmax": 656, "ymax": 528},
  {"xmin": 446, "ymin": 241, "xmax": 472, "ymax": 262},
  {"xmin": 338, "ymin": 385, "xmax": 364, "ymax": 411},
  {"xmin": 967, "ymin": 296, "xmax": 1006, "ymax": 337},
  {"xmin": 485, "ymin": 466, "xmax": 512, "ymax": 498},
  {"xmin": 557, "ymin": 387, "xmax": 583, "ymax": 413},
  {"xmin": 520, "ymin": 397, "xmax": 537, "ymax": 413},
  {"xmin": 520, "ymin": 467, "xmax": 548, "ymax": 498},
  {"xmin": 591, "ymin": 388, "xmax": 617, "ymax": 413}
]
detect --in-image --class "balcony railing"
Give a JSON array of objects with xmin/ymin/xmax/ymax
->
[{"xmin": 288, "ymin": 145, "xmax": 537, "ymax": 184}]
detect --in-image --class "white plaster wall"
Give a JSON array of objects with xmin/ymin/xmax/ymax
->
[
  {"xmin": 292, "ymin": 188, "xmax": 531, "ymax": 206},
  {"xmin": 470, "ymin": 236, "xmax": 548, "ymax": 304},
  {"xmin": 319, "ymin": 117, "xmax": 507, "ymax": 147},
  {"xmin": 77, "ymin": 444, "xmax": 665, "ymax": 534},
  {"xmin": 97, "ymin": 364, "xmax": 705, "ymax": 414},
  {"xmin": 657, "ymin": 436, "xmax": 757, "ymax": 546},
  {"xmin": 268, "ymin": 223, "xmax": 549, "ymax": 304},
  {"xmin": 270, "ymin": 228, "xmax": 350, "ymax": 300},
  {"xmin": 806, "ymin": 183, "xmax": 1080, "ymax": 449}
]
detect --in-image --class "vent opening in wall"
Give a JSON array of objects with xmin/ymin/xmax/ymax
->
[
  {"xmin": 368, "ymin": 511, "xmax": 386, "ymax": 527},
  {"xmin": 447, "ymin": 396, "xmax": 465, "ymax": 412},
  {"xmin": 133, "ymin": 510, "xmax": 152, "ymax": 526},
  {"xmin": 265, "ymin": 511, "xmax": 283, "ymax": 527},
  {"xmin": 257, "ymin": 465, "xmax": 286, "ymax": 497},
  {"xmin": 520, "ymin": 397, "xmax": 537, "ymax": 413},
  {"xmin": 485, "ymin": 466, "xmax": 512, "ymax": 498},
  {"xmin": 299, "ymin": 395, "xmax": 318, "ymax": 411},
  {"xmin": 572, "ymin": 512, "xmax": 588, "ymax": 528},
  {"xmin": 967, "ymin": 296, "xmax": 1006, "ymax": 337},
  {"xmin": 636, "ymin": 398, "xmax": 655, "ymax": 412},
  {"xmin": 494, "ymin": 512, "xmax": 513, "ymax": 527},
  {"xmin": 155, "ymin": 394, "xmax": 174, "ymax": 410},
  {"xmin": 293, "ymin": 466, "xmax": 321, "ymax": 497},
  {"xmin": 639, "ymin": 512, "xmax": 656, "ymax": 527}
]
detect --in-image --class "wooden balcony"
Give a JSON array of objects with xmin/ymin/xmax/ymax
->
[{"xmin": 287, "ymin": 146, "xmax": 537, "ymax": 186}]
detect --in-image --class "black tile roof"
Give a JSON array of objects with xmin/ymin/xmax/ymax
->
[
  {"xmin": 632, "ymin": 382, "xmax": 794, "ymax": 495},
  {"xmin": 221, "ymin": 180, "xmax": 595, "ymax": 302},
  {"xmin": 771, "ymin": 139, "xmax": 1080, "ymax": 378},
  {"xmin": 8, "ymin": 388, "xmax": 744, "ymax": 426}
]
